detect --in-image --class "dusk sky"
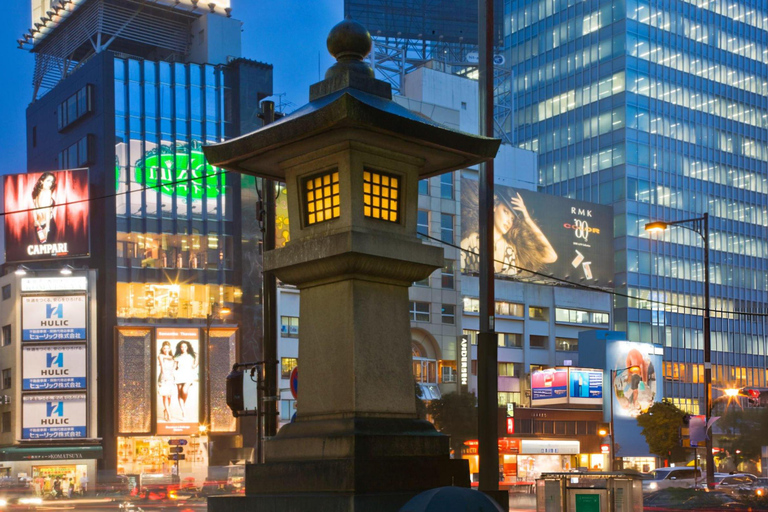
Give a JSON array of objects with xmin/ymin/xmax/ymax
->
[{"xmin": 0, "ymin": 0, "xmax": 343, "ymax": 174}]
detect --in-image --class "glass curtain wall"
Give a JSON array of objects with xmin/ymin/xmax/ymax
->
[{"xmin": 505, "ymin": 0, "xmax": 768, "ymax": 412}]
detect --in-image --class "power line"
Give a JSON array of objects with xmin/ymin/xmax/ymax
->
[{"xmin": 424, "ymin": 234, "xmax": 768, "ymax": 319}]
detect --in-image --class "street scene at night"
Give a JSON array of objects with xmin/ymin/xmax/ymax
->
[{"xmin": 0, "ymin": 0, "xmax": 767, "ymax": 511}]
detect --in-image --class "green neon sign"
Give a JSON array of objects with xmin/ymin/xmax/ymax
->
[{"xmin": 120, "ymin": 140, "xmax": 224, "ymax": 199}]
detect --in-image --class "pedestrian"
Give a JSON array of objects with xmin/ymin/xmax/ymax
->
[
  {"xmin": 53, "ymin": 477, "xmax": 61, "ymax": 499},
  {"xmin": 80, "ymin": 475, "xmax": 88, "ymax": 495},
  {"xmin": 68, "ymin": 478, "xmax": 74, "ymax": 498}
]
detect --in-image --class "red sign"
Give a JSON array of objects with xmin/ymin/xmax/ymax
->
[
  {"xmin": 506, "ymin": 418, "xmax": 515, "ymax": 435},
  {"xmin": 289, "ymin": 367, "xmax": 298, "ymax": 399},
  {"xmin": 601, "ymin": 444, "xmax": 610, "ymax": 453}
]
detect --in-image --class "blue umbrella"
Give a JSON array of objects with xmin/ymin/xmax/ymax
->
[{"xmin": 400, "ymin": 487, "xmax": 504, "ymax": 512}]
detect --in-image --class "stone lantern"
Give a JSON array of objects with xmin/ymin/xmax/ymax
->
[{"xmin": 204, "ymin": 19, "xmax": 500, "ymax": 512}]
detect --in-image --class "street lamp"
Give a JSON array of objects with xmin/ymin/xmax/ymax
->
[
  {"xmin": 609, "ymin": 365, "xmax": 639, "ymax": 471},
  {"xmin": 645, "ymin": 213, "xmax": 712, "ymax": 488},
  {"xmin": 206, "ymin": 303, "xmax": 231, "ymax": 424}
]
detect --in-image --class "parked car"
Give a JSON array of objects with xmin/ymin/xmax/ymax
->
[
  {"xmin": 644, "ymin": 488, "xmax": 749, "ymax": 511},
  {"xmin": 750, "ymin": 477, "xmax": 768, "ymax": 497},
  {"xmin": 643, "ymin": 467, "xmax": 703, "ymax": 492}
]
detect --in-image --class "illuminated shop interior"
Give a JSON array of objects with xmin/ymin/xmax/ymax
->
[{"xmin": 116, "ymin": 283, "xmax": 239, "ymax": 319}]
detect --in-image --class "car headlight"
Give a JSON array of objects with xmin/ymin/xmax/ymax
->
[
  {"xmin": 649, "ymin": 482, "xmax": 658, "ymax": 490},
  {"xmin": 757, "ymin": 489, "xmax": 764, "ymax": 497},
  {"xmin": 19, "ymin": 497, "xmax": 43, "ymax": 505},
  {"xmin": 0, "ymin": 498, "xmax": 7, "ymax": 507}
]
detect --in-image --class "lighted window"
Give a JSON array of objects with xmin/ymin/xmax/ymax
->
[
  {"xmin": 363, "ymin": 170, "xmax": 399, "ymax": 222},
  {"xmin": 304, "ymin": 170, "xmax": 340, "ymax": 225}
]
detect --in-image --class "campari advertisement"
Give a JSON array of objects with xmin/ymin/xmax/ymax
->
[
  {"xmin": 460, "ymin": 177, "xmax": 614, "ymax": 286},
  {"xmin": 22, "ymin": 345, "xmax": 87, "ymax": 391},
  {"xmin": 22, "ymin": 394, "xmax": 87, "ymax": 439},
  {"xmin": 22, "ymin": 295, "xmax": 87, "ymax": 341},
  {"xmin": 4, "ymin": 169, "xmax": 90, "ymax": 262}
]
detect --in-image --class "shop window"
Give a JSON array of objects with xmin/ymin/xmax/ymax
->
[
  {"xmin": 529, "ymin": 306, "xmax": 549, "ymax": 321},
  {"xmin": 116, "ymin": 232, "xmax": 234, "ymax": 271},
  {"xmin": 530, "ymin": 335, "xmax": 548, "ymax": 349},
  {"xmin": 1, "ymin": 326, "xmax": 10, "ymax": 347},
  {"xmin": 1, "ymin": 285, "xmax": 10, "ymax": 301},
  {"xmin": 281, "ymin": 358, "xmax": 298, "ymax": 379},
  {"xmin": 280, "ymin": 316, "xmax": 299, "ymax": 338},
  {"xmin": 116, "ymin": 282, "xmax": 238, "ymax": 320},
  {"xmin": 410, "ymin": 301, "xmax": 430, "ymax": 322},
  {"xmin": 2, "ymin": 369, "xmax": 10, "ymax": 389},
  {"xmin": 441, "ymin": 304, "xmax": 455, "ymax": 324}
]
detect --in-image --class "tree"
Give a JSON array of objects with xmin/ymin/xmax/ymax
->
[
  {"xmin": 636, "ymin": 400, "xmax": 688, "ymax": 462},
  {"xmin": 716, "ymin": 405, "xmax": 768, "ymax": 472},
  {"xmin": 427, "ymin": 392, "xmax": 478, "ymax": 457}
]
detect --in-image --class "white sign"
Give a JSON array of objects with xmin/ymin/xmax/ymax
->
[
  {"xmin": 21, "ymin": 276, "xmax": 88, "ymax": 292},
  {"xmin": 22, "ymin": 394, "xmax": 87, "ymax": 439},
  {"xmin": 23, "ymin": 345, "xmax": 87, "ymax": 390},
  {"xmin": 520, "ymin": 439, "xmax": 580, "ymax": 455},
  {"xmin": 465, "ymin": 52, "xmax": 505, "ymax": 66},
  {"xmin": 22, "ymin": 295, "xmax": 87, "ymax": 341},
  {"xmin": 459, "ymin": 337, "xmax": 469, "ymax": 386}
]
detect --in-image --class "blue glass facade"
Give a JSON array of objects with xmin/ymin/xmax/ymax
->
[{"xmin": 506, "ymin": 0, "xmax": 768, "ymax": 412}]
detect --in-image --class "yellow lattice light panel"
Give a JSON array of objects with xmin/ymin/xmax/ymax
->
[
  {"xmin": 363, "ymin": 170, "xmax": 399, "ymax": 222},
  {"xmin": 304, "ymin": 170, "xmax": 340, "ymax": 225}
]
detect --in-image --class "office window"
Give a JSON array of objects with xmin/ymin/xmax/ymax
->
[
  {"xmin": 441, "ymin": 304, "xmax": 455, "ymax": 324},
  {"xmin": 417, "ymin": 209, "xmax": 429, "ymax": 238},
  {"xmin": 463, "ymin": 329, "xmax": 478, "ymax": 346},
  {"xmin": 496, "ymin": 301, "xmax": 524, "ymax": 317},
  {"xmin": 1, "ymin": 412, "xmax": 9, "ymax": 433},
  {"xmin": 280, "ymin": 316, "xmax": 299, "ymax": 337},
  {"xmin": 441, "ymin": 364, "xmax": 456, "ymax": 383},
  {"xmin": 418, "ymin": 179, "xmax": 429, "ymax": 196},
  {"xmin": 440, "ymin": 214, "xmax": 454, "ymax": 243},
  {"xmin": 499, "ymin": 362, "xmax": 523, "ymax": 377},
  {"xmin": 58, "ymin": 84, "xmax": 94, "ymax": 130},
  {"xmin": 440, "ymin": 173, "xmax": 454, "ymax": 199},
  {"xmin": 441, "ymin": 260, "xmax": 455, "ymax": 289},
  {"xmin": 410, "ymin": 301, "xmax": 430, "ymax": 322},
  {"xmin": 281, "ymin": 358, "xmax": 298, "ymax": 379},
  {"xmin": 498, "ymin": 392, "xmax": 521, "ymax": 407},
  {"xmin": 1, "ymin": 326, "xmax": 10, "ymax": 347},
  {"xmin": 556, "ymin": 338, "xmax": 578, "ymax": 352},
  {"xmin": 1, "ymin": 285, "xmax": 9, "ymax": 300},
  {"xmin": 498, "ymin": 333, "xmax": 523, "ymax": 348},
  {"xmin": 529, "ymin": 306, "xmax": 549, "ymax": 321},
  {"xmin": 1, "ymin": 369, "xmax": 10, "ymax": 390},
  {"xmin": 58, "ymin": 134, "xmax": 95, "ymax": 169},
  {"xmin": 530, "ymin": 335, "xmax": 548, "ymax": 349},
  {"xmin": 413, "ymin": 272, "xmax": 431, "ymax": 287},
  {"xmin": 463, "ymin": 297, "xmax": 479, "ymax": 313}
]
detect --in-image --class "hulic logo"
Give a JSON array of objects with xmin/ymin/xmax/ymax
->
[
  {"xmin": 46, "ymin": 402, "xmax": 64, "ymax": 417},
  {"xmin": 46, "ymin": 353, "xmax": 64, "ymax": 368},
  {"xmin": 46, "ymin": 304, "xmax": 64, "ymax": 319}
]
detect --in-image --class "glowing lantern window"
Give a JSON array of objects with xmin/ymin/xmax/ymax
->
[
  {"xmin": 363, "ymin": 170, "xmax": 399, "ymax": 223},
  {"xmin": 303, "ymin": 170, "xmax": 340, "ymax": 225}
]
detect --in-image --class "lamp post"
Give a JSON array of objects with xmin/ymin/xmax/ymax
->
[
  {"xmin": 645, "ymin": 213, "xmax": 712, "ymax": 488},
  {"xmin": 206, "ymin": 303, "xmax": 231, "ymax": 425},
  {"xmin": 609, "ymin": 365, "xmax": 640, "ymax": 471}
]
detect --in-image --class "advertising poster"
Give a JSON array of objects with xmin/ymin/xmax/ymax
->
[
  {"xmin": 531, "ymin": 368, "xmax": 569, "ymax": 405},
  {"xmin": 568, "ymin": 368, "xmax": 603, "ymax": 405},
  {"xmin": 22, "ymin": 344, "xmax": 87, "ymax": 390},
  {"xmin": 22, "ymin": 394, "xmax": 87, "ymax": 439},
  {"xmin": 22, "ymin": 295, "xmax": 87, "ymax": 341},
  {"xmin": 460, "ymin": 177, "xmax": 614, "ymax": 286},
  {"xmin": 607, "ymin": 341, "xmax": 661, "ymax": 418},
  {"xmin": 156, "ymin": 328, "xmax": 200, "ymax": 435},
  {"xmin": 4, "ymin": 169, "xmax": 90, "ymax": 262}
]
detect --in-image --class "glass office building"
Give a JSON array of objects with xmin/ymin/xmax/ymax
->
[{"xmin": 506, "ymin": 0, "xmax": 768, "ymax": 412}]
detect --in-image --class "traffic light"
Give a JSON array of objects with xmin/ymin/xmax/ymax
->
[{"xmin": 739, "ymin": 388, "xmax": 768, "ymax": 407}]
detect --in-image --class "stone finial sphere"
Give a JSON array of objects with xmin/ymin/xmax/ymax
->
[{"xmin": 327, "ymin": 19, "xmax": 372, "ymax": 61}]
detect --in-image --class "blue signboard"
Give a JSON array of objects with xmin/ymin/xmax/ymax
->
[{"xmin": 569, "ymin": 369, "xmax": 603, "ymax": 405}]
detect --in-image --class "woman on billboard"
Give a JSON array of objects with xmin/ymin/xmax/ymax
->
[
  {"xmin": 157, "ymin": 342, "xmax": 175, "ymax": 421},
  {"xmin": 32, "ymin": 172, "xmax": 58, "ymax": 244},
  {"xmin": 461, "ymin": 180, "xmax": 557, "ymax": 276},
  {"xmin": 174, "ymin": 341, "xmax": 198, "ymax": 419}
]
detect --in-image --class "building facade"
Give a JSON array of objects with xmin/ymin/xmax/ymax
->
[
  {"xmin": 506, "ymin": 0, "xmax": 768, "ymax": 414},
  {"xmin": 8, "ymin": 0, "xmax": 272, "ymax": 486}
]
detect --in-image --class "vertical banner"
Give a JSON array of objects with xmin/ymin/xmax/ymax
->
[
  {"xmin": 22, "ymin": 345, "xmax": 87, "ymax": 390},
  {"xmin": 22, "ymin": 394, "xmax": 87, "ymax": 439},
  {"xmin": 22, "ymin": 295, "xmax": 87, "ymax": 341},
  {"xmin": 156, "ymin": 328, "xmax": 200, "ymax": 435}
]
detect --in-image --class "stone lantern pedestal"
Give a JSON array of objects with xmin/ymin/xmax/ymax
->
[{"xmin": 204, "ymin": 19, "xmax": 500, "ymax": 512}]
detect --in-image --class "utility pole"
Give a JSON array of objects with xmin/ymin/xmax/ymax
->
[{"xmin": 260, "ymin": 100, "xmax": 279, "ymax": 456}]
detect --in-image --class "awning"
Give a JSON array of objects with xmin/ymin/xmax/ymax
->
[{"xmin": 0, "ymin": 446, "xmax": 102, "ymax": 462}]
